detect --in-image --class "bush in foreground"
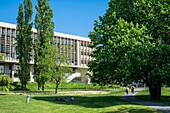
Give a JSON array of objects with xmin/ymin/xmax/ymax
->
[{"xmin": 0, "ymin": 74, "xmax": 15, "ymax": 92}]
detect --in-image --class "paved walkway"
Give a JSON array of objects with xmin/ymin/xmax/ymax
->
[{"xmin": 122, "ymin": 88, "xmax": 170, "ymax": 113}]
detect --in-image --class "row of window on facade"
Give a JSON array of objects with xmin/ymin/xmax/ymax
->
[
  {"xmin": 0, "ymin": 64, "xmax": 19, "ymax": 74},
  {"xmin": 0, "ymin": 27, "xmax": 16, "ymax": 37},
  {"xmin": 0, "ymin": 27, "xmax": 91, "ymax": 48},
  {"xmin": 0, "ymin": 27, "xmax": 92, "ymax": 64},
  {"xmin": 0, "ymin": 36, "xmax": 92, "ymax": 57}
]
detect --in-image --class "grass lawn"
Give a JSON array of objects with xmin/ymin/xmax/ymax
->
[
  {"xmin": 13, "ymin": 82, "xmax": 109, "ymax": 91},
  {"xmin": 0, "ymin": 89, "xmax": 163, "ymax": 113},
  {"xmin": 136, "ymin": 87, "xmax": 170, "ymax": 105}
]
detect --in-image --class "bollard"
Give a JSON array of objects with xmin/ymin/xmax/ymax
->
[{"xmin": 26, "ymin": 95, "xmax": 30, "ymax": 103}]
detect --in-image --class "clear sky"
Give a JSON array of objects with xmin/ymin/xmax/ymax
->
[{"xmin": 0, "ymin": 0, "xmax": 109, "ymax": 38}]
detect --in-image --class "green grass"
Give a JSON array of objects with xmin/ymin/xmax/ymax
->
[
  {"xmin": 12, "ymin": 82, "xmax": 120, "ymax": 92},
  {"xmin": 136, "ymin": 87, "xmax": 170, "ymax": 105},
  {"xmin": 0, "ymin": 89, "xmax": 162, "ymax": 113}
]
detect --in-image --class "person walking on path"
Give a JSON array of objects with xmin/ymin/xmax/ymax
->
[
  {"xmin": 131, "ymin": 86, "xmax": 134, "ymax": 94},
  {"xmin": 125, "ymin": 87, "xmax": 129, "ymax": 94}
]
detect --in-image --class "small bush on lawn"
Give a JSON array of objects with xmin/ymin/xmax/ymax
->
[{"xmin": 0, "ymin": 74, "xmax": 15, "ymax": 92}]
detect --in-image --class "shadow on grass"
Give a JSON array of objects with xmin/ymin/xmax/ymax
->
[
  {"xmin": 136, "ymin": 95, "xmax": 170, "ymax": 106},
  {"xmin": 105, "ymin": 108, "xmax": 160, "ymax": 113},
  {"xmin": 135, "ymin": 95, "xmax": 150, "ymax": 101},
  {"xmin": 0, "ymin": 93, "xmax": 8, "ymax": 95},
  {"xmin": 32, "ymin": 95, "xmax": 161, "ymax": 112},
  {"xmin": 33, "ymin": 95, "xmax": 128, "ymax": 108},
  {"xmin": 136, "ymin": 95, "xmax": 170, "ymax": 101}
]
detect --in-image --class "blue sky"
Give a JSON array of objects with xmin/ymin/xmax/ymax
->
[{"xmin": 0, "ymin": 0, "xmax": 109, "ymax": 38}]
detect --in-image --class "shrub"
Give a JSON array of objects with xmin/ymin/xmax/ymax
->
[{"xmin": 0, "ymin": 74, "xmax": 15, "ymax": 92}]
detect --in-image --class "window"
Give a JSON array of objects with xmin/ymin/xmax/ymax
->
[
  {"xmin": 1, "ymin": 44, "xmax": 5, "ymax": 53},
  {"xmin": 6, "ymin": 45, "xmax": 10, "ymax": 53},
  {"xmin": 0, "ymin": 65, "xmax": 4, "ymax": 73},
  {"xmin": 1, "ymin": 36, "xmax": 5, "ymax": 43},
  {"xmin": 6, "ymin": 54, "xmax": 10, "ymax": 59},
  {"xmin": 58, "ymin": 37, "xmax": 60, "ymax": 43},
  {"xmin": 64, "ymin": 38, "xmax": 66, "ymax": 44},
  {"xmin": 7, "ymin": 29, "xmax": 10, "ymax": 36},
  {"xmin": 12, "ymin": 37, "xmax": 15, "ymax": 44},
  {"xmin": 14, "ymin": 65, "xmax": 20, "ymax": 75},
  {"xmin": 81, "ymin": 41, "xmax": 84, "ymax": 46},
  {"xmin": 12, "ymin": 46, "xmax": 15, "ymax": 53},
  {"xmin": 12, "ymin": 29, "xmax": 15, "ymax": 37},
  {"xmin": 11, "ymin": 53, "xmax": 15, "ymax": 59},
  {"xmin": 7, "ymin": 36, "xmax": 10, "ymax": 44},
  {"xmin": 71, "ymin": 40, "xmax": 73, "ymax": 45},
  {"xmin": 68, "ymin": 39, "xmax": 70, "ymax": 45},
  {"xmin": 2, "ymin": 28, "xmax": 5, "ymax": 35}
]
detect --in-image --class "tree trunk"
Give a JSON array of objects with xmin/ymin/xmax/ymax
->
[
  {"xmin": 55, "ymin": 80, "xmax": 60, "ymax": 94},
  {"xmin": 24, "ymin": 84, "xmax": 26, "ymax": 90},
  {"xmin": 38, "ymin": 83, "xmax": 41, "ymax": 90},
  {"xmin": 21, "ymin": 84, "xmax": 24, "ymax": 90},
  {"xmin": 42, "ymin": 82, "xmax": 45, "ymax": 91},
  {"xmin": 148, "ymin": 83, "xmax": 161, "ymax": 100},
  {"xmin": 21, "ymin": 83, "xmax": 26, "ymax": 91}
]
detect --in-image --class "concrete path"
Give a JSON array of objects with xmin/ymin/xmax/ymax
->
[{"xmin": 122, "ymin": 88, "xmax": 170, "ymax": 113}]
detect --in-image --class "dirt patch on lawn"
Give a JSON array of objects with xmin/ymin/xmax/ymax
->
[{"xmin": 58, "ymin": 90, "xmax": 110, "ymax": 95}]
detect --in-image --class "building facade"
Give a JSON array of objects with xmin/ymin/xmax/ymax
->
[{"xmin": 0, "ymin": 22, "xmax": 92, "ymax": 82}]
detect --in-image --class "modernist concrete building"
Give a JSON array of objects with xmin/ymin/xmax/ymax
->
[{"xmin": 0, "ymin": 22, "xmax": 92, "ymax": 83}]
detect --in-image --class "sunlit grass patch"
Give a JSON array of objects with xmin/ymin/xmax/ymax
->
[{"xmin": 0, "ymin": 89, "xmax": 163, "ymax": 113}]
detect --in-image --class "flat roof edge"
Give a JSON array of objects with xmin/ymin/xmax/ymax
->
[{"xmin": 0, "ymin": 21, "xmax": 90, "ymax": 41}]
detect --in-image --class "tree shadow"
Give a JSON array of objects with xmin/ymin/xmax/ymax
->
[
  {"xmin": 0, "ymin": 93, "xmax": 8, "ymax": 95},
  {"xmin": 33, "ymin": 95, "xmax": 162, "ymax": 112},
  {"xmin": 135, "ymin": 95, "xmax": 150, "ymax": 101},
  {"xmin": 161, "ymin": 96, "xmax": 170, "ymax": 99},
  {"xmin": 32, "ymin": 95, "xmax": 165, "ymax": 113},
  {"xmin": 136, "ymin": 95, "xmax": 170, "ymax": 104},
  {"xmin": 33, "ymin": 95, "xmax": 129, "ymax": 108},
  {"xmin": 105, "ymin": 108, "xmax": 160, "ymax": 113}
]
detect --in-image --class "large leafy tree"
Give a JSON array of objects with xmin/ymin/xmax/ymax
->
[
  {"xmin": 34, "ymin": 0, "xmax": 54, "ymax": 91},
  {"xmin": 16, "ymin": 0, "xmax": 33, "ymax": 90},
  {"xmin": 89, "ymin": 0, "xmax": 170, "ymax": 100}
]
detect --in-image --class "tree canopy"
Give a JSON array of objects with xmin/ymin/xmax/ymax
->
[
  {"xmin": 16, "ymin": 0, "xmax": 33, "ymax": 90},
  {"xmin": 34, "ymin": 0, "xmax": 55, "ymax": 90},
  {"xmin": 88, "ymin": 0, "xmax": 170, "ymax": 100}
]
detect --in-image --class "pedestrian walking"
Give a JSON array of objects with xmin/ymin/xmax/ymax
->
[
  {"xmin": 125, "ymin": 87, "xmax": 129, "ymax": 94},
  {"xmin": 131, "ymin": 86, "xmax": 134, "ymax": 94}
]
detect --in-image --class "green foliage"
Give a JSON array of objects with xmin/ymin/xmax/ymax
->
[
  {"xmin": 34, "ymin": 0, "xmax": 55, "ymax": 91},
  {"xmin": 16, "ymin": 0, "xmax": 33, "ymax": 90},
  {"xmin": 50, "ymin": 45, "xmax": 73, "ymax": 93},
  {"xmin": 89, "ymin": 18, "xmax": 151, "ymax": 85},
  {"xmin": 0, "ymin": 75, "xmax": 13, "ymax": 86},
  {"xmin": 12, "ymin": 82, "xmax": 120, "ymax": 91},
  {"xmin": 89, "ymin": 0, "xmax": 170, "ymax": 100},
  {"xmin": 0, "ymin": 75, "xmax": 14, "ymax": 91},
  {"xmin": 0, "ymin": 53, "xmax": 6, "ymax": 61}
]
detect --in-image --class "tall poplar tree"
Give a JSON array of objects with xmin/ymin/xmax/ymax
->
[
  {"xmin": 16, "ymin": 0, "xmax": 33, "ymax": 90},
  {"xmin": 34, "ymin": 0, "xmax": 54, "ymax": 90}
]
